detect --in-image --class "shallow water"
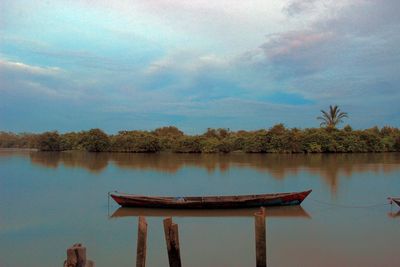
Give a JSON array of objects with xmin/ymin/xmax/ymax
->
[{"xmin": 1, "ymin": 151, "xmax": 399, "ymax": 267}]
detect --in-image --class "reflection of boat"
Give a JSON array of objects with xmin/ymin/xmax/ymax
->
[
  {"xmin": 388, "ymin": 211, "xmax": 400, "ymax": 218},
  {"xmin": 111, "ymin": 205, "xmax": 311, "ymax": 218},
  {"xmin": 110, "ymin": 189, "xmax": 312, "ymax": 209}
]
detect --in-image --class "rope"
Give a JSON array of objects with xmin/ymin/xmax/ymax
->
[{"xmin": 308, "ymin": 197, "xmax": 390, "ymax": 209}]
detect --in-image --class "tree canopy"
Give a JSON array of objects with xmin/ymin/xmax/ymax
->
[
  {"xmin": 2, "ymin": 125, "xmax": 400, "ymax": 154},
  {"xmin": 317, "ymin": 105, "xmax": 348, "ymax": 128}
]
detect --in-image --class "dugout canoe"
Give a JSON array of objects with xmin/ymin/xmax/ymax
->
[
  {"xmin": 390, "ymin": 197, "xmax": 400, "ymax": 207},
  {"xmin": 110, "ymin": 189, "xmax": 312, "ymax": 209}
]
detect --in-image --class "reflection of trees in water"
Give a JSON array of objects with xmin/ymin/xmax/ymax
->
[
  {"xmin": 30, "ymin": 152, "xmax": 61, "ymax": 168},
  {"xmin": 30, "ymin": 151, "xmax": 109, "ymax": 173},
  {"xmin": 28, "ymin": 152, "xmax": 400, "ymax": 192}
]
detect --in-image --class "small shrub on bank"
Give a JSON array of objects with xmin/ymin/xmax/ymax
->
[
  {"xmin": 110, "ymin": 131, "xmax": 160, "ymax": 152},
  {"xmin": 81, "ymin": 129, "xmax": 111, "ymax": 152},
  {"xmin": 37, "ymin": 131, "xmax": 62, "ymax": 151},
  {"xmin": 173, "ymin": 136, "xmax": 203, "ymax": 153}
]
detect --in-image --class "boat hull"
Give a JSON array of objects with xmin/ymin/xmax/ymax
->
[
  {"xmin": 392, "ymin": 198, "xmax": 400, "ymax": 207},
  {"xmin": 110, "ymin": 190, "xmax": 312, "ymax": 209}
]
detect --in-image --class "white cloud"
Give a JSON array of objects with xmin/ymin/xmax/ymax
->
[
  {"xmin": 0, "ymin": 58, "xmax": 88, "ymax": 100},
  {"xmin": 0, "ymin": 59, "xmax": 61, "ymax": 76},
  {"xmin": 144, "ymin": 51, "xmax": 230, "ymax": 75}
]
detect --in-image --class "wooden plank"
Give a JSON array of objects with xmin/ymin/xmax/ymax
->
[
  {"xmin": 163, "ymin": 217, "xmax": 182, "ymax": 267},
  {"xmin": 254, "ymin": 209, "xmax": 267, "ymax": 267},
  {"xmin": 260, "ymin": 207, "xmax": 266, "ymax": 216},
  {"xmin": 64, "ymin": 243, "xmax": 95, "ymax": 267},
  {"xmin": 163, "ymin": 218, "xmax": 173, "ymax": 253},
  {"xmin": 136, "ymin": 216, "xmax": 148, "ymax": 267}
]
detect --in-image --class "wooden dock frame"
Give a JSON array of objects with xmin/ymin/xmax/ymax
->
[
  {"xmin": 136, "ymin": 216, "xmax": 148, "ymax": 267},
  {"xmin": 63, "ymin": 243, "xmax": 94, "ymax": 267},
  {"xmin": 66, "ymin": 206, "xmax": 271, "ymax": 267},
  {"xmin": 254, "ymin": 207, "xmax": 267, "ymax": 267},
  {"xmin": 163, "ymin": 217, "xmax": 182, "ymax": 267}
]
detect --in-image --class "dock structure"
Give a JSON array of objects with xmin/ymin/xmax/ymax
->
[
  {"xmin": 136, "ymin": 216, "xmax": 148, "ymax": 267},
  {"xmin": 63, "ymin": 243, "xmax": 94, "ymax": 267},
  {"xmin": 254, "ymin": 207, "xmax": 267, "ymax": 267},
  {"xmin": 68, "ymin": 206, "xmax": 282, "ymax": 266},
  {"xmin": 163, "ymin": 217, "xmax": 182, "ymax": 267}
]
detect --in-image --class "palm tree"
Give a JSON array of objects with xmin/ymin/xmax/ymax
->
[{"xmin": 317, "ymin": 105, "xmax": 348, "ymax": 128}]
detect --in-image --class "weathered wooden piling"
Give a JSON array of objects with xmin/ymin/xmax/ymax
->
[
  {"xmin": 163, "ymin": 217, "xmax": 182, "ymax": 267},
  {"xmin": 136, "ymin": 216, "xmax": 148, "ymax": 267},
  {"xmin": 63, "ymin": 243, "xmax": 94, "ymax": 267},
  {"xmin": 254, "ymin": 207, "xmax": 266, "ymax": 267}
]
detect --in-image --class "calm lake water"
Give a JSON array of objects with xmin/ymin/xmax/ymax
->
[{"xmin": 1, "ymin": 151, "xmax": 399, "ymax": 267}]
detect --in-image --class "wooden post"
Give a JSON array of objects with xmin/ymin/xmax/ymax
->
[
  {"xmin": 163, "ymin": 217, "xmax": 182, "ymax": 267},
  {"xmin": 64, "ymin": 243, "xmax": 95, "ymax": 267},
  {"xmin": 136, "ymin": 216, "xmax": 148, "ymax": 267},
  {"xmin": 254, "ymin": 207, "xmax": 266, "ymax": 267}
]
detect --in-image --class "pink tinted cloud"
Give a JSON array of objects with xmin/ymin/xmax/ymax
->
[{"xmin": 262, "ymin": 30, "xmax": 334, "ymax": 59}]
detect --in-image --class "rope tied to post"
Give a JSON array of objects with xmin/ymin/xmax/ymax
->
[{"xmin": 309, "ymin": 197, "xmax": 390, "ymax": 209}]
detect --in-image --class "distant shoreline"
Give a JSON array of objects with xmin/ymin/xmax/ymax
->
[
  {"xmin": 2, "ymin": 148, "xmax": 399, "ymax": 155},
  {"xmin": 2, "ymin": 125, "xmax": 400, "ymax": 153}
]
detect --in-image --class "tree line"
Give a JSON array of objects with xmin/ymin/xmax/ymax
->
[{"xmin": 1, "ymin": 125, "xmax": 400, "ymax": 153}]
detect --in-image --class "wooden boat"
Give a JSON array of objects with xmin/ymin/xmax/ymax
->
[
  {"xmin": 390, "ymin": 197, "xmax": 400, "ymax": 207},
  {"xmin": 110, "ymin": 189, "xmax": 312, "ymax": 209}
]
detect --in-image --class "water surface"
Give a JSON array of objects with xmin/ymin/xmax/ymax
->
[{"xmin": 1, "ymin": 151, "xmax": 399, "ymax": 266}]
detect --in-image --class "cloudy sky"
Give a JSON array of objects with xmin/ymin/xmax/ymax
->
[{"xmin": 1, "ymin": 0, "xmax": 399, "ymax": 133}]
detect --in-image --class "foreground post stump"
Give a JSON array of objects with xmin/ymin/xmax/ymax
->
[
  {"xmin": 254, "ymin": 207, "xmax": 266, "ymax": 267},
  {"xmin": 136, "ymin": 216, "xmax": 148, "ymax": 267},
  {"xmin": 163, "ymin": 217, "xmax": 182, "ymax": 267},
  {"xmin": 63, "ymin": 243, "xmax": 94, "ymax": 267}
]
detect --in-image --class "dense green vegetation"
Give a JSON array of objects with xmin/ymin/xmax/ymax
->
[{"xmin": 1, "ymin": 125, "xmax": 400, "ymax": 153}]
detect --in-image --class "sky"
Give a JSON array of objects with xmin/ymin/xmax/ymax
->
[{"xmin": 0, "ymin": 0, "xmax": 399, "ymax": 134}]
